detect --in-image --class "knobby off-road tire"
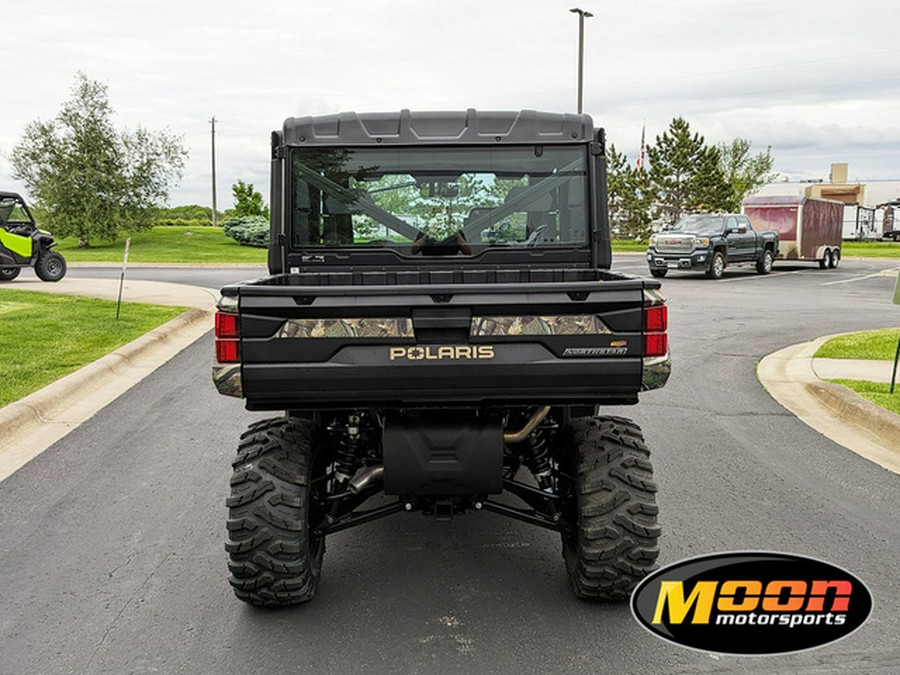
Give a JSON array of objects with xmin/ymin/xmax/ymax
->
[
  {"xmin": 226, "ymin": 417, "xmax": 325, "ymax": 606},
  {"xmin": 34, "ymin": 251, "xmax": 66, "ymax": 282},
  {"xmin": 562, "ymin": 416, "xmax": 660, "ymax": 600},
  {"xmin": 0, "ymin": 266, "xmax": 21, "ymax": 281}
]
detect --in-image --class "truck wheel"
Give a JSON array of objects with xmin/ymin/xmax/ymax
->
[
  {"xmin": 34, "ymin": 251, "xmax": 67, "ymax": 282},
  {"xmin": 226, "ymin": 417, "xmax": 325, "ymax": 606},
  {"xmin": 0, "ymin": 267, "xmax": 21, "ymax": 281},
  {"xmin": 755, "ymin": 249, "xmax": 774, "ymax": 275},
  {"xmin": 561, "ymin": 416, "xmax": 660, "ymax": 600},
  {"xmin": 649, "ymin": 268, "xmax": 667, "ymax": 278},
  {"xmin": 705, "ymin": 251, "xmax": 725, "ymax": 279}
]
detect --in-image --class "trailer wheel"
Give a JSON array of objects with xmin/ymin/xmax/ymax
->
[
  {"xmin": 226, "ymin": 417, "xmax": 325, "ymax": 606},
  {"xmin": 755, "ymin": 248, "xmax": 774, "ymax": 275},
  {"xmin": 561, "ymin": 416, "xmax": 660, "ymax": 600},
  {"xmin": 819, "ymin": 249, "xmax": 832, "ymax": 270},
  {"xmin": 0, "ymin": 267, "xmax": 21, "ymax": 281},
  {"xmin": 830, "ymin": 249, "xmax": 840, "ymax": 269}
]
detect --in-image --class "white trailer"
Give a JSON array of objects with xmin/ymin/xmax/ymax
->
[{"xmin": 842, "ymin": 205, "xmax": 878, "ymax": 241}]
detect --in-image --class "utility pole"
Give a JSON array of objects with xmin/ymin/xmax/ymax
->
[
  {"xmin": 210, "ymin": 116, "xmax": 218, "ymax": 227},
  {"xmin": 570, "ymin": 8, "xmax": 593, "ymax": 114}
]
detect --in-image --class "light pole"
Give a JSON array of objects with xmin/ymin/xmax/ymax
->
[{"xmin": 570, "ymin": 8, "xmax": 593, "ymax": 114}]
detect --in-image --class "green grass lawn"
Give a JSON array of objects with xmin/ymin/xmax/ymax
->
[
  {"xmin": 56, "ymin": 226, "xmax": 267, "ymax": 264},
  {"xmin": 828, "ymin": 379, "xmax": 900, "ymax": 415},
  {"xmin": 841, "ymin": 241, "xmax": 900, "ymax": 258},
  {"xmin": 814, "ymin": 328, "xmax": 900, "ymax": 360},
  {"xmin": 0, "ymin": 290, "xmax": 188, "ymax": 407}
]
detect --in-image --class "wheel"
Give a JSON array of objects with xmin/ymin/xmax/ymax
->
[
  {"xmin": 830, "ymin": 249, "xmax": 840, "ymax": 268},
  {"xmin": 755, "ymin": 248, "xmax": 774, "ymax": 275},
  {"xmin": 0, "ymin": 267, "xmax": 21, "ymax": 281},
  {"xmin": 649, "ymin": 268, "xmax": 667, "ymax": 278},
  {"xmin": 705, "ymin": 251, "xmax": 725, "ymax": 279},
  {"xmin": 226, "ymin": 417, "xmax": 325, "ymax": 606},
  {"xmin": 34, "ymin": 251, "xmax": 67, "ymax": 282},
  {"xmin": 818, "ymin": 249, "xmax": 832, "ymax": 269},
  {"xmin": 560, "ymin": 416, "xmax": 660, "ymax": 600}
]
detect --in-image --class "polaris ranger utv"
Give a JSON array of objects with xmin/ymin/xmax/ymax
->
[
  {"xmin": 0, "ymin": 191, "xmax": 67, "ymax": 282},
  {"xmin": 213, "ymin": 110, "xmax": 671, "ymax": 606}
]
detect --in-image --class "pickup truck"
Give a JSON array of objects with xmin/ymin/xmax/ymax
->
[
  {"xmin": 213, "ymin": 110, "xmax": 671, "ymax": 606},
  {"xmin": 646, "ymin": 213, "xmax": 778, "ymax": 279}
]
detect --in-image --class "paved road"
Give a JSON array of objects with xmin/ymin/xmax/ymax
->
[{"xmin": 2, "ymin": 258, "xmax": 899, "ymax": 673}]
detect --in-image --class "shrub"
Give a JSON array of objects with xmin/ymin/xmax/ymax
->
[{"xmin": 222, "ymin": 216, "xmax": 269, "ymax": 248}]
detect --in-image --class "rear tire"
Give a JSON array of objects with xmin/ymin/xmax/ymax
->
[
  {"xmin": 819, "ymin": 249, "xmax": 832, "ymax": 269},
  {"xmin": 830, "ymin": 249, "xmax": 840, "ymax": 268},
  {"xmin": 34, "ymin": 251, "xmax": 66, "ymax": 282},
  {"xmin": 0, "ymin": 267, "xmax": 21, "ymax": 281},
  {"xmin": 561, "ymin": 416, "xmax": 660, "ymax": 600},
  {"xmin": 755, "ymin": 248, "xmax": 774, "ymax": 275},
  {"xmin": 649, "ymin": 268, "xmax": 667, "ymax": 278},
  {"xmin": 226, "ymin": 417, "xmax": 325, "ymax": 607}
]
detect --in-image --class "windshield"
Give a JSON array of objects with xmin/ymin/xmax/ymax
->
[
  {"xmin": 669, "ymin": 215, "xmax": 724, "ymax": 234},
  {"xmin": 289, "ymin": 146, "xmax": 588, "ymax": 255},
  {"xmin": 0, "ymin": 197, "xmax": 32, "ymax": 227}
]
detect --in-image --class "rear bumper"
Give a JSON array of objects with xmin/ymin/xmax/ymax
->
[{"xmin": 214, "ymin": 352, "xmax": 671, "ymax": 409}]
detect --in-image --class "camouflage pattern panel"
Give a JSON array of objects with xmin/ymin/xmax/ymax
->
[
  {"xmin": 471, "ymin": 314, "xmax": 611, "ymax": 337},
  {"xmin": 213, "ymin": 364, "xmax": 243, "ymax": 397},
  {"xmin": 275, "ymin": 318, "xmax": 414, "ymax": 339}
]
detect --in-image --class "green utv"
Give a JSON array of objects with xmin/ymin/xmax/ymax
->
[
  {"xmin": 0, "ymin": 192, "xmax": 67, "ymax": 282},
  {"xmin": 213, "ymin": 110, "xmax": 671, "ymax": 606}
]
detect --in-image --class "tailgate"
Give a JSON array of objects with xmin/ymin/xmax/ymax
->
[{"xmin": 221, "ymin": 279, "xmax": 664, "ymax": 410}]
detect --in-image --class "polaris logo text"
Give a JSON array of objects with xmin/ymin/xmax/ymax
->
[
  {"xmin": 631, "ymin": 552, "xmax": 872, "ymax": 655},
  {"xmin": 389, "ymin": 345, "xmax": 495, "ymax": 361}
]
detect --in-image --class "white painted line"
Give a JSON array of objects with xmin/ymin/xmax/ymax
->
[
  {"xmin": 822, "ymin": 272, "xmax": 890, "ymax": 286},
  {"xmin": 718, "ymin": 271, "xmax": 803, "ymax": 283}
]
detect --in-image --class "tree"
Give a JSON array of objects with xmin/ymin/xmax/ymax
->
[
  {"xmin": 606, "ymin": 144, "xmax": 653, "ymax": 240},
  {"xmin": 231, "ymin": 180, "xmax": 269, "ymax": 220},
  {"xmin": 10, "ymin": 73, "xmax": 187, "ymax": 246},
  {"xmin": 647, "ymin": 117, "xmax": 731, "ymax": 225},
  {"xmin": 718, "ymin": 139, "xmax": 777, "ymax": 212},
  {"xmin": 686, "ymin": 145, "xmax": 732, "ymax": 214}
]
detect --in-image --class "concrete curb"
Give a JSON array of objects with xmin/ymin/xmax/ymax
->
[
  {"xmin": 758, "ymin": 335, "xmax": 900, "ymax": 475},
  {"xmin": 0, "ymin": 308, "xmax": 213, "ymax": 482}
]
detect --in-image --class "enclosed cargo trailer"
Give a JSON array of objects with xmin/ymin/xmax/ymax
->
[{"xmin": 743, "ymin": 195, "xmax": 843, "ymax": 268}]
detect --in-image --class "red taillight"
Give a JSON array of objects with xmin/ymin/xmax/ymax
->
[
  {"xmin": 215, "ymin": 311, "xmax": 240, "ymax": 363},
  {"xmin": 644, "ymin": 333, "xmax": 668, "ymax": 358},
  {"xmin": 643, "ymin": 304, "xmax": 668, "ymax": 357},
  {"xmin": 644, "ymin": 305, "xmax": 667, "ymax": 333},
  {"xmin": 216, "ymin": 339, "xmax": 240, "ymax": 363},
  {"xmin": 216, "ymin": 312, "xmax": 239, "ymax": 338}
]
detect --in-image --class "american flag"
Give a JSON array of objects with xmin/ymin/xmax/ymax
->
[{"xmin": 637, "ymin": 122, "xmax": 646, "ymax": 170}]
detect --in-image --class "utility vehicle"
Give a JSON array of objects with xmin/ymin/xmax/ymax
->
[
  {"xmin": 0, "ymin": 191, "xmax": 66, "ymax": 282},
  {"xmin": 213, "ymin": 110, "xmax": 671, "ymax": 606}
]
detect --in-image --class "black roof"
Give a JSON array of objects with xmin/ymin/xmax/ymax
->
[
  {"xmin": 0, "ymin": 191, "xmax": 25, "ymax": 200},
  {"xmin": 281, "ymin": 109, "xmax": 595, "ymax": 147}
]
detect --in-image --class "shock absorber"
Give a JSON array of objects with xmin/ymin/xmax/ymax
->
[
  {"xmin": 333, "ymin": 414, "xmax": 362, "ymax": 485},
  {"xmin": 523, "ymin": 428, "xmax": 553, "ymax": 493}
]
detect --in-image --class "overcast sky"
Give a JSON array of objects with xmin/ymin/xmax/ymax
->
[{"xmin": 2, "ymin": 0, "xmax": 899, "ymax": 209}]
